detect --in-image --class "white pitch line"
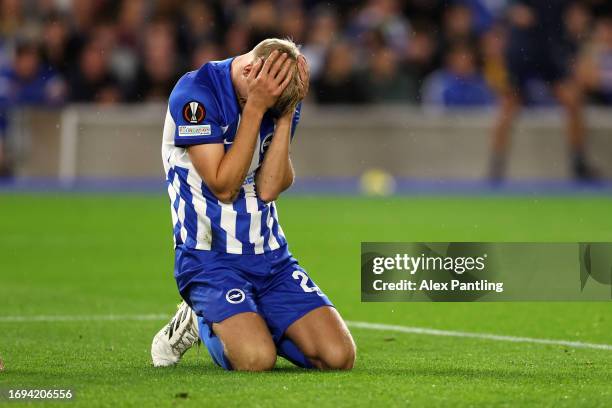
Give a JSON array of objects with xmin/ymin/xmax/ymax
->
[
  {"xmin": 0, "ymin": 314, "xmax": 610, "ymax": 351},
  {"xmin": 346, "ymin": 321, "xmax": 612, "ymax": 351},
  {"xmin": 0, "ymin": 314, "xmax": 168, "ymax": 322}
]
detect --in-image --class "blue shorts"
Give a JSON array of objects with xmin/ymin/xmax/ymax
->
[
  {"xmin": 174, "ymin": 245, "xmax": 333, "ymax": 343},
  {"xmin": 506, "ymin": 40, "xmax": 569, "ymax": 92}
]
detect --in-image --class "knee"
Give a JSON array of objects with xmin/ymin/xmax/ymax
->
[
  {"xmin": 231, "ymin": 346, "xmax": 277, "ymax": 372},
  {"xmin": 318, "ymin": 339, "xmax": 356, "ymax": 370}
]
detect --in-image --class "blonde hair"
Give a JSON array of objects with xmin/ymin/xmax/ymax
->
[{"xmin": 252, "ymin": 38, "xmax": 301, "ymax": 115}]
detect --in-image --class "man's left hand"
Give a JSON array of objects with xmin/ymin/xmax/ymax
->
[
  {"xmin": 296, "ymin": 54, "xmax": 309, "ymax": 101},
  {"xmin": 278, "ymin": 54, "xmax": 310, "ymax": 122}
]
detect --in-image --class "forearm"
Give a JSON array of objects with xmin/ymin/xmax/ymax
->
[
  {"xmin": 188, "ymin": 51, "xmax": 297, "ymax": 203},
  {"xmin": 190, "ymin": 103, "xmax": 263, "ymax": 203},
  {"xmin": 256, "ymin": 116, "xmax": 294, "ymax": 202}
]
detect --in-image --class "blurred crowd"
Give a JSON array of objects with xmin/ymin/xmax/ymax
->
[{"xmin": 1, "ymin": 0, "xmax": 612, "ymax": 111}]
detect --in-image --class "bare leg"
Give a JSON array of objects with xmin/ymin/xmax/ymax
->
[
  {"xmin": 284, "ymin": 306, "xmax": 355, "ymax": 370},
  {"xmin": 553, "ymin": 81, "xmax": 595, "ymax": 180},
  {"xmin": 553, "ymin": 81, "xmax": 585, "ymax": 149},
  {"xmin": 212, "ymin": 312, "xmax": 277, "ymax": 371},
  {"xmin": 490, "ymin": 92, "xmax": 521, "ymax": 181}
]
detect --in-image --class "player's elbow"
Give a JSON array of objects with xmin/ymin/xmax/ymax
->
[
  {"xmin": 258, "ymin": 178, "xmax": 293, "ymax": 203},
  {"xmin": 212, "ymin": 189, "xmax": 238, "ymax": 204},
  {"xmin": 217, "ymin": 194, "xmax": 236, "ymax": 204},
  {"xmin": 258, "ymin": 189, "xmax": 280, "ymax": 203}
]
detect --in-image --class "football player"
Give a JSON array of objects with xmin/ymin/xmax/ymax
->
[{"xmin": 151, "ymin": 38, "xmax": 355, "ymax": 371}]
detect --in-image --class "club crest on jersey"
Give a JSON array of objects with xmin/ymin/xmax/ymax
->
[
  {"xmin": 261, "ymin": 133, "xmax": 273, "ymax": 154},
  {"xmin": 183, "ymin": 101, "xmax": 205, "ymax": 124},
  {"xmin": 225, "ymin": 288, "xmax": 245, "ymax": 304}
]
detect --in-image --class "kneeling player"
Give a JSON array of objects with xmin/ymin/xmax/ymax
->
[{"xmin": 151, "ymin": 39, "xmax": 355, "ymax": 371}]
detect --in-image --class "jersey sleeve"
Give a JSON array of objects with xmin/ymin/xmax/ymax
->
[
  {"xmin": 169, "ymin": 85, "xmax": 225, "ymax": 147},
  {"xmin": 290, "ymin": 102, "xmax": 302, "ymax": 141}
]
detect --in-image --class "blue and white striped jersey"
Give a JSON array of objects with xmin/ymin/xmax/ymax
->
[{"xmin": 162, "ymin": 58, "xmax": 301, "ymax": 254}]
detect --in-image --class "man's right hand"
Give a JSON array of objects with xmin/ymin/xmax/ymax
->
[{"xmin": 246, "ymin": 50, "xmax": 295, "ymax": 113}]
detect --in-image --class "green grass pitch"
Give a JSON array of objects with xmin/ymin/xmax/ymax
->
[{"xmin": 1, "ymin": 194, "xmax": 611, "ymax": 407}]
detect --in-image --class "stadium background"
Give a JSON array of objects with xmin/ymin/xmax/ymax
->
[
  {"xmin": 1, "ymin": 1, "xmax": 611, "ymax": 407},
  {"xmin": 1, "ymin": 0, "xmax": 612, "ymax": 185}
]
